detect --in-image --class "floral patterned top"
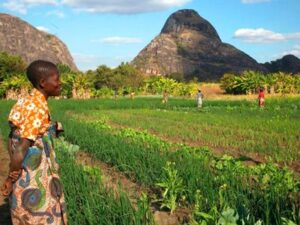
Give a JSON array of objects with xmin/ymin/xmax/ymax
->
[
  {"xmin": 8, "ymin": 88, "xmax": 50, "ymax": 141},
  {"xmin": 8, "ymin": 88, "xmax": 68, "ymax": 225}
]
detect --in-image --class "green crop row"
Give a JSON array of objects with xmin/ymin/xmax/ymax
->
[
  {"xmin": 55, "ymin": 138, "xmax": 154, "ymax": 225},
  {"xmin": 50, "ymin": 103, "xmax": 299, "ymax": 225},
  {"xmin": 0, "ymin": 100, "xmax": 154, "ymax": 225}
]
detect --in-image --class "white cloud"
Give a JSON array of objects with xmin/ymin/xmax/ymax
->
[
  {"xmin": 275, "ymin": 45, "xmax": 300, "ymax": 59},
  {"xmin": 93, "ymin": 36, "xmax": 143, "ymax": 45},
  {"xmin": 46, "ymin": 10, "xmax": 65, "ymax": 18},
  {"xmin": 72, "ymin": 53, "xmax": 100, "ymax": 71},
  {"xmin": 3, "ymin": 0, "xmax": 190, "ymax": 14},
  {"xmin": 241, "ymin": 0, "xmax": 271, "ymax": 4},
  {"xmin": 234, "ymin": 28, "xmax": 300, "ymax": 43},
  {"xmin": 2, "ymin": 0, "xmax": 58, "ymax": 14},
  {"xmin": 62, "ymin": 0, "xmax": 191, "ymax": 14},
  {"xmin": 36, "ymin": 26, "xmax": 50, "ymax": 32}
]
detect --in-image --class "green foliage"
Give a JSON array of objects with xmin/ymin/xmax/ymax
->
[
  {"xmin": 0, "ymin": 74, "xmax": 31, "ymax": 90},
  {"xmin": 92, "ymin": 65, "xmax": 113, "ymax": 89},
  {"xmin": 60, "ymin": 72, "xmax": 93, "ymax": 97},
  {"xmin": 0, "ymin": 73, "xmax": 31, "ymax": 97},
  {"xmin": 91, "ymin": 86, "xmax": 115, "ymax": 98},
  {"xmin": 1, "ymin": 98, "xmax": 299, "ymax": 224},
  {"xmin": 143, "ymin": 76, "xmax": 179, "ymax": 95},
  {"xmin": 0, "ymin": 52, "xmax": 26, "ymax": 81},
  {"xmin": 114, "ymin": 62, "xmax": 144, "ymax": 92},
  {"xmin": 220, "ymin": 73, "xmax": 237, "ymax": 94},
  {"xmin": 57, "ymin": 63, "xmax": 73, "ymax": 74},
  {"xmin": 55, "ymin": 138, "xmax": 154, "ymax": 225},
  {"xmin": 60, "ymin": 72, "xmax": 76, "ymax": 97},
  {"xmin": 156, "ymin": 162, "xmax": 184, "ymax": 213},
  {"xmin": 220, "ymin": 71, "xmax": 300, "ymax": 94},
  {"xmin": 91, "ymin": 63, "xmax": 144, "ymax": 94},
  {"xmin": 217, "ymin": 207, "xmax": 239, "ymax": 225},
  {"xmin": 0, "ymin": 55, "xmax": 200, "ymax": 98}
]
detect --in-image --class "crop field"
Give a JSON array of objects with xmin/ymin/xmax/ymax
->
[{"xmin": 0, "ymin": 96, "xmax": 299, "ymax": 225}]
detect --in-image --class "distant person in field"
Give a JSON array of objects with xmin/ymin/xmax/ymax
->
[
  {"xmin": 258, "ymin": 88, "xmax": 265, "ymax": 108},
  {"xmin": 197, "ymin": 89, "xmax": 204, "ymax": 108},
  {"xmin": 162, "ymin": 90, "xmax": 169, "ymax": 104},
  {"xmin": 0, "ymin": 60, "xmax": 67, "ymax": 225},
  {"xmin": 130, "ymin": 91, "xmax": 135, "ymax": 100}
]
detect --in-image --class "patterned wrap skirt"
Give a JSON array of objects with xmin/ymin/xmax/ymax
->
[{"xmin": 9, "ymin": 123, "xmax": 67, "ymax": 225}]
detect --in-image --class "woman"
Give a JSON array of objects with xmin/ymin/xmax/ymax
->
[
  {"xmin": 1, "ymin": 60, "xmax": 67, "ymax": 225},
  {"xmin": 197, "ymin": 89, "xmax": 204, "ymax": 108},
  {"xmin": 258, "ymin": 88, "xmax": 265, "ymax": 108}
]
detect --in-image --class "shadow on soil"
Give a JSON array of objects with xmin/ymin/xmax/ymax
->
[{"xmin": 0, "ymin": 197, "xmax": 12, "ymax": 225}]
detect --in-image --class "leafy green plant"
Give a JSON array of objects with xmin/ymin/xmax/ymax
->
[
  {"xmin": 217, "ymin": 207, "xmax": 239, "ymax": 225},
  {"xmin": 281, "ymin": 217, "xmax": 297, "ymax": 225},
  {"xmin": 156, "ymin": 161, "xmax": 184, "ymax": 213}
]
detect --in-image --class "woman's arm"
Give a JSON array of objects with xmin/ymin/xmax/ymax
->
[
  {"xmin": 1, "ymin": 138, "xmax": 31, "ymax": 196},
  {"xmin": 9, "ymin": 138, "xmax": 33, "ymax": 171}
]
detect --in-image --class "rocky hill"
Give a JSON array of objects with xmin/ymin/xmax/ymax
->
[
  {"xmin": 263, "ymin": 54, "xmax": 300, "ymax": 74},
  {"xmin": 132, "ymin": 9, "xmax": 266, "ymax": 80},
  {"xmin": 0, "ymin": 13, "xmax": 77, "ymax": 71}
]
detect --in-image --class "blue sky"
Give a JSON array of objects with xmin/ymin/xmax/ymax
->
[{"xmin": 1, "ymin": 0, "xmax": 300, "ymax": 71}]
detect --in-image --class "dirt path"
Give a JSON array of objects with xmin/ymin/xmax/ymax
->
[
  {"xmin": 76, "ymin": 151, "xmax": 189, "ymax": 225},
  {"xmin": 0, "ymin": 134, "xmax": 12, "ymax": 225}
]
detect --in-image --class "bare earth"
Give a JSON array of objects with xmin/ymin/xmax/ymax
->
[{"xmin": 0, "ymin": 135, "xmax": 12, "ymax": 225}]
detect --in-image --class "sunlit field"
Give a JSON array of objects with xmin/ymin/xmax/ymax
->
[{"xmin": 0, "ymin": 96, "xmax": 299, "ymax": 225}]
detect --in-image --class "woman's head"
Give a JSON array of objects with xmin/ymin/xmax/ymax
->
[{"xmin": 27, "ymin": 60, "xmax": 61, "ymax": 97}]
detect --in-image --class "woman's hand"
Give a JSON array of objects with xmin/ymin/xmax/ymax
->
[
  {"xmin": 1, "ymin": 170, "xmax": 21, "ymax": 196},
  {"xmin": 8, "ymin": 170, "xmax": 22, "ymax": 182},
  {"xmin": 1, "ymin": 178, "xmax": 13, "ymax": 196}
]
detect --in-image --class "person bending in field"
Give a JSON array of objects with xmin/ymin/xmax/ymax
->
[
  {"xmin": 0, "ymin": 60, "xmax": 67, "ymax": 225},
  {"xmin": 196, "ymin": 89, "xmax": 204, "ymax": 108},
  {"xmin": 258, "ymin": 88, "xmax": 265, "ymax": 108}
]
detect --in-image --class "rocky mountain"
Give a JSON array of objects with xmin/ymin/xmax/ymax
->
[
  {"xmin": 262, "ymin": 54, "xmax": 300, "ymax": 74},
  {"xmin": 0, "ymin": 13, "xmax": 77, "ymax": 71},
  {"xmin": 132, "ymin": 9, "xmax": 266, "ymax": 80}
]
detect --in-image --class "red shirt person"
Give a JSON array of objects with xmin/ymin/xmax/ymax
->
[{"xmin": 258, "ymin": 88, "xmax": 265, "ymax": 108}]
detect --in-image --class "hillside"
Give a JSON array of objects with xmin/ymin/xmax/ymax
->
[
  {"xmin": 0, "ymin": 13, "xmax": 77, "ymax": 71},
  {"xmin": 132, "ymin": 9, "xmax": 266, "ymax": 80}
]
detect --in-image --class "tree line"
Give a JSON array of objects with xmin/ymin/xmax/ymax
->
[
  {"xmin": 220, "ymin": 70, "xmax": 300, "ymax": 95},
  {"xmin": 0, "ymin": 52, "xmax": 198, "ymax": 99},
  {"xmin": 1, "ymin": 52, "xmax": 300, "ymax": 99}
]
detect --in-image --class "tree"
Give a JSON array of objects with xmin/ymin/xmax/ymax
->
[
  {"xmin": 143, "ymin": 76, "xmax": 178, "ymax": 95},
  {"xmin": 60, "ymin": 72, "xmax": 76, "ymax": 98},
  {"xmin": 93, "ymin": 65, "xmax": 113, "ymax": 89},
  {"xmin": 220, "ymin": 73, "xmax": 237, "ymax": 94},
  {"xmin": 57, "ymin": 63, "xmax": 72, "ymax": 74},
  {"xmin": 114, "ymin": 63, "xmax": 144, "ymax": 93},
  {"xmin": 0, "ymin": 52, "xmax": 26, "ymax": 81}
]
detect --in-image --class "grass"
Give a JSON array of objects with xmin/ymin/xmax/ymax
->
[{"xmin": 50, "ymin": 97, "xmax": 300, "ymax": 162}]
